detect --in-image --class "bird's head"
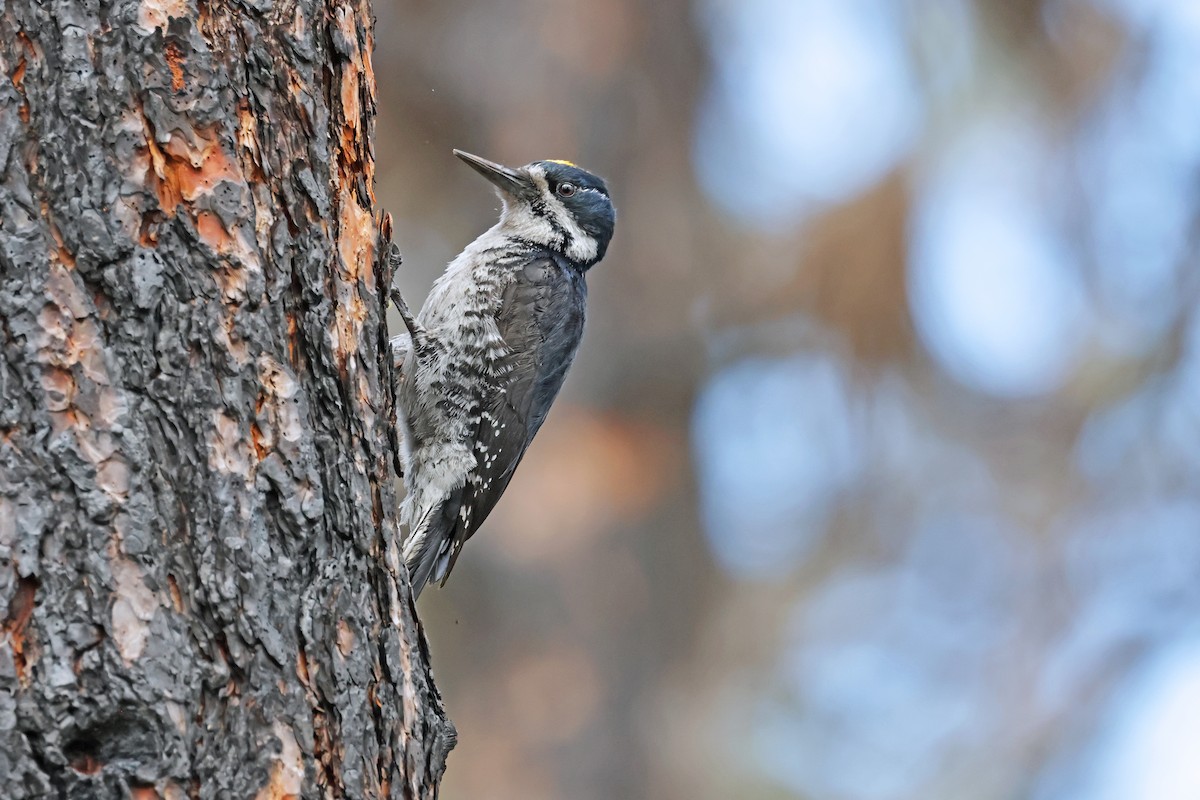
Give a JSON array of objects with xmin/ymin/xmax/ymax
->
[{"xmin": 454, "ymin": 150, "xmax": 616, "ymax": 268}]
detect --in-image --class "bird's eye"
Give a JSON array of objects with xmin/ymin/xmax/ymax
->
[{"xmin": 557, "ymin": 182, "xmax": 577, "ymax": 198}]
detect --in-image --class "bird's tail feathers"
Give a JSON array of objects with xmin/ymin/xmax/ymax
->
[{"xmin": 402, "ymin": 515, "xmax": 455, "ymax": 599}]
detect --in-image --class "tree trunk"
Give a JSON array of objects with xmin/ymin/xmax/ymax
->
[{"xmin": 0, "ymin": 1, "xmax": 453, "ymax": 797}]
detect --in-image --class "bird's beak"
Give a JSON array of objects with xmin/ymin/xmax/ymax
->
[{"xmin": 454, "ymin": 150, "xmax": 536, "ymax": 201}]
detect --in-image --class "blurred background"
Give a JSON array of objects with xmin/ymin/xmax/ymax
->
[{"xmin": 374, "ymin": 1, "xmax": 1200, "ymax": 798}]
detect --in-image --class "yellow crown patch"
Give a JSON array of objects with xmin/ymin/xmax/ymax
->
[{"xmin": 546, "ymin": 159, "xmax": 577, "ymax": 167}]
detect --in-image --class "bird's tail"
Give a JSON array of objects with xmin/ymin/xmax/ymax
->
[
  {"xmin": 405, "ymin": 543, "xmax": 438, "ymax": 600},
  {"xmin": 402, "ymin": 513, "xmax": 455, "ymax": 599}
]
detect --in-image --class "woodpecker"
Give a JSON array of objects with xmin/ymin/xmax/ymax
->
[{"xmin": 392, "ymin": 150, "xmax": 616, "ymax": 597}]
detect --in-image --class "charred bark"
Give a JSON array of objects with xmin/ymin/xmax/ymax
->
[{"xmin": 0, "ymin": 0, "xmax": 453, "ymax": 797}]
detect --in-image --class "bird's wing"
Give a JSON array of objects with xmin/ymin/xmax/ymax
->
[{"xmin": 433, "ymin": 251, "xmax": 587, "ymax": 585}]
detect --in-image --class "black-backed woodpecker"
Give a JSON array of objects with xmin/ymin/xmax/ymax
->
[{"xmin": 392, "ymin": 150, "xmax": 616, "ymax": 597}]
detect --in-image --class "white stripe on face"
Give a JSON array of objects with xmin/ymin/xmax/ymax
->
[{"xmin": 502, "ymin": 165, "xmax": 599, "ymax": 263}]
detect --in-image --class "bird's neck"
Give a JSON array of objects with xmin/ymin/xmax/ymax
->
[
  {"xmin": 498, "ymin": 204, "xmax": 599, "ymax": 266},
  {"xmin": 418, "ymin": 230, "xmax": 529, "ymax": 329}
]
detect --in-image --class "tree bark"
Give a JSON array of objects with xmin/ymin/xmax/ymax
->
[{"xmin": 0, "ymin": 1, "xmax": 453, "ymax": 797}]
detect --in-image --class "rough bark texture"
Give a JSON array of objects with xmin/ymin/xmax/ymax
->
[{"xmin": 0, "ymin": 0, "xmax": 453, "ymax": 797}]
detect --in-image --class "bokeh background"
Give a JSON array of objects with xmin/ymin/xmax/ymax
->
[{"xmin": 374, "ymin": 1, "xmax": 1200, "ymax": 798}]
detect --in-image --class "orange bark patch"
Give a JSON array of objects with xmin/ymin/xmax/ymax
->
[
  {"xmin": 250, "ymin": 422, "xmax": 267, "ymax": 460},
  {"xmin": 10, "ymin": 57, "xmax": 26, "ymax": 90},
  {"xmin": 330, "ymin": 195, "xmax": 375, "ymax": 371},
  {"xmin": 339, "ymin": 62, "xmax": 361, "ymax": 138},
  {"xmin": 14, "ymin": 24, "xmax": 37, "ymax": 125},
  {"xmin": 337, "ymin": 194, "xmax": 373, "ymax": 284},
  {"xmin": 164, "ymin": 40, "xmax": 185, "ymax": 92},
  {"xmin": 165, "ymin": 131, "xmax": 242, "ymax": 201},
  {"xmin": 286, "ymin": 312, "xmax": 300, "ymax": 365},
  {"xmin": 166, "ymin": 574, "xmax": 184, "ymax": 613},
  {"xmin": 324, "ymin": 2, "xmax": 381, "ymax": 381},
  {"xmin": 296, "ymin": 647, "xmax": 312, "ymax": 689},
  {"xmin": 144, "ymin": 123, "xmax": 244, "ymax": 214},
  {"xmin": 54, "ymin": 244, "xmax": 76, "ymax": 269},
  {"xmin": 195, "ymin": 210, "xmax": 234, "ymax": 252},
  {"xmin": 236, "ymin": 102, "xmax": 267, "ymax": 185},
  {"xmin": 236, "ymin": 103, "xmax": 256, "ymax": 154},
  {"xmin": 144, "ymin": 133, "xmax": 181, "ymax": 212},
  {"xmin": 3, "ymin": 575, "xmax": 38, "ymax": 685},
  {"xmin": 360, "ymin": 16, "xmax": 376, "ymax": 100}
]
